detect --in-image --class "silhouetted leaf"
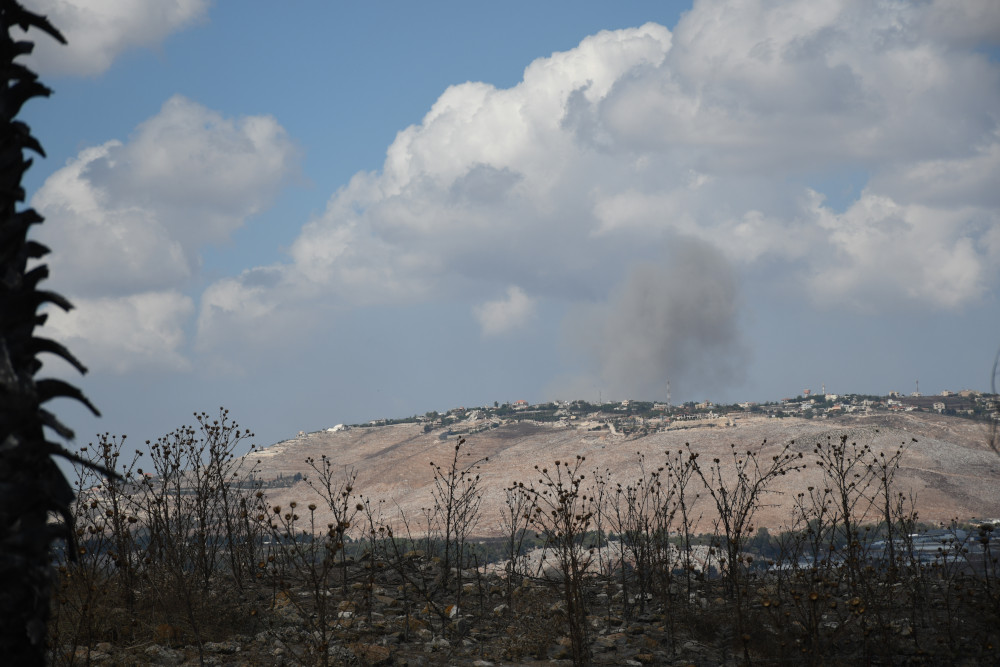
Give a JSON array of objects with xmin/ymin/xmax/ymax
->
[
  {"xmin": 36, "ymin": 408, "xmax": 74, "ymax": 440},
  {"xmin": 5, "ymin": 3, "xmax": 67, "ymax": 45},
  {"xmin": 29, "ymin": 337, "xmax": 86, "ymax": 374},
  {"xmin": 35, "ymin": 379, "xmax": 100, "ymax": 416}
]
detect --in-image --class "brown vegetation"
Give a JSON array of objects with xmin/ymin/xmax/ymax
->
[{"xmin": 47, "ymin": 409, "xmax": 1000, "ymax": 665}]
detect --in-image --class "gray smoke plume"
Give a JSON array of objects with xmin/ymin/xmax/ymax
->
[{"xmin": 564, "ymin": 237, "xmax": 745, "ymax": 401}]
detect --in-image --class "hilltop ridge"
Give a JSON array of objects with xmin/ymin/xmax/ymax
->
[{"xmin": 252, "ymin": 398, "xmax": 1000, "ymax": 537}]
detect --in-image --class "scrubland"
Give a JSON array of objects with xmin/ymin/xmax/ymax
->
[{"xmin": 50, "ymin": 409, "xmax": 1000, "ymax": 666}]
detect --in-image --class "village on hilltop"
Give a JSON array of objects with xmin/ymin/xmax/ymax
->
[{"xmin": 325, "ymin": 388, "xmax": 999, "ymax": 441}]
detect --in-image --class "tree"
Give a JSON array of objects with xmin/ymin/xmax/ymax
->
[
  {"xmin": 0, "ymin": 5, "xmax": 100, "ymax": 663},
  {"xmin": 988, "ymin": 345, "xmax": 999, "ymax": 455},
  {"xmin": 689, "ymin": 441, "xmax": 805, "ymax": 661},
  {"xmin": 523, "ymin": 456, "xmax": 595, "ymax": 666},
  {"xmin": 428, "ymin": 436, "xmax": 487, "ymax": 609}
]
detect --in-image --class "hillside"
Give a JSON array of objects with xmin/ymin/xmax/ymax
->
[{"xmin": 251, "ymin": 410, "xmax": 1000, "ymax": 537}]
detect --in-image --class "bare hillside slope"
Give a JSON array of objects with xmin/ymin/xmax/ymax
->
[{"xmin": 252, "ymin": 412, "xmax": 1000, "ymax": 536}]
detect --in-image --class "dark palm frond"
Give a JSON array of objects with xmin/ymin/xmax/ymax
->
[
  {"xmin": 35, "ymin": 379, "xmax": 101, "ymax": 417},
  {"xmin": 0, "ymin": 2, "xmax": 97, "ymax": 664},
  {"xmin": 4, "ymin": 2, "xmax": 66, "ymax": 45},
  {"xmin": 29, "ymin": 337, "xmax": 88, "ymax": 374}
]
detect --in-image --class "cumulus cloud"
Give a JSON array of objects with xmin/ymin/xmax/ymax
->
[
  {"xmin": 206, "ymin": 0, "xmax": 996, "ymax": 340},
  {"xmin": 474, "ymin": 286, "xmax": 536, "ymax": 337},
  {"xmin": 195, "ymin": 268, "xmax": 300, "ymax": 359},
  {"xmin": 16, "ymin": 0, "xmax": 209, "ymax": 77},
  {"xmin": 199, "ymin": 22, "xmax": 677, "ymax": 332},
  {"xmin": 562, "ymin": 238, "xmax": 744, "ymax": 400},
  {"xmin": 917, "ymin": 0, "xmax": 1000, "ymax": 48},
  {"xmin": 32, "ymin": 96, "xmax": 297, "ymax": 372},
  {"xmin": 812, "ymin": 193, "xmax": 995, "ymax": 310},
  {"xmin": 16, "ymin": 0, "xmax": 991, "ymax": 389},
  {"xmin": 33, "ymin": 95, "xmax": 298, "ymax": 297},
  {"xmin": 42, "ymin": 292, "xmax": 194, "ymax": 373},
  {"xmin": 176, "ymin": 0, "xmax": 997, "ymax": 379}
]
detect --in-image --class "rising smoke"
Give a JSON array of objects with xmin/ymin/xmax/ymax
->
[{"xmin": 562, "ymin": 237, "xmax": 746, "ymax": 402}]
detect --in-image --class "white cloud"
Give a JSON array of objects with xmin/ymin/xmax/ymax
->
[
  {"xmin": 32, "ymin": 141, "xmax": 192, "ymax": 295},
  {"xmin": 917, "ymin": 0, "xmax": 1000, "ymax": 48},
  {"xmin": 42, "ymin": 291, "xmax": 194, "ymax": 373},
  {"xmin": 194, "ymin": 0, "xmax": 999, "ymax": 360},
  {"xmin": 32, "ymin": 96, "xmax": 297, "ymax": 372},
  {"xmin": 98, "ymin": 96, "xmax": 298, "ymax": 222},
  {"xmin": 871, "ymin": 128, "xmax": 1000, "ymax": 209},
  {"xmin": 474, "ymin": 286, "xmax": 537, "ymax": 337},
  {"xmin": 16, "ymin": 0, "xmax": 209, "ymax": 77},
  {"xmin": 195, "ymin": 269, "xmax": 292, "ymax": 358},
  {"xmin": 33, "ymin": 95, "xmax": 298, "ymax": 298},
  {"xmin": 812, "ymin": 193, "xmax": 996, "ymax": 310}
]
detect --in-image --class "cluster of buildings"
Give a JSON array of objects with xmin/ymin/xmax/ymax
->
[{"xmin": 350, "ymin": 389, "xmax": 997, "ymax": 440}]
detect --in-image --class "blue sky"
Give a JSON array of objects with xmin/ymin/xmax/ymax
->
[{"xmin": 18, "ymin": 0, "xmax": 1000, "ymax": 450}]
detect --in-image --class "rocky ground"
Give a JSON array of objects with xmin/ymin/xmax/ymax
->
[{"xmin": 53, "ymin": 550, "xmax": 1000, "ymax": 666}]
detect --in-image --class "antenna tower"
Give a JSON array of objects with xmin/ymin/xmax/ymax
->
[{"xmin": 666, "ymin": 379, "xmax": 671, "ymax": 408}]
